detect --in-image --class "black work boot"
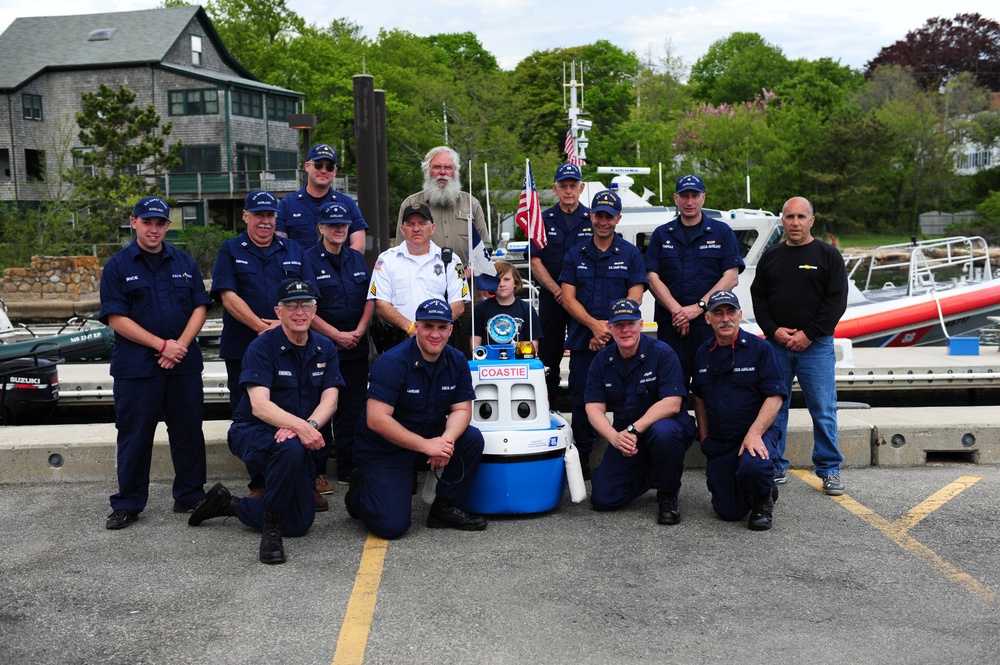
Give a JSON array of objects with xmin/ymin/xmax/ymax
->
[
  {"xmin": 259, "ymin": 510, "xmax": 286, "ymax": 564},
  {"xmin": 426, "ymin": 498, "xmax": 487, "ymax": 531},
  {"xmin": 748, "ymin": 486, "xmax": 778, "ymax": 531},
  {"xmin": 188, "ymin": 483, "xmax": 239, "ymax": 526},
  {"xmin": 657, "ymin": 491, "xmax": 680, "ymax": 525}
]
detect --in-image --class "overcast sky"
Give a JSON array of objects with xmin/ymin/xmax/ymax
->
[{"xmin": 0, "ymin": 1, "xmax": 988, "ymax": 74}]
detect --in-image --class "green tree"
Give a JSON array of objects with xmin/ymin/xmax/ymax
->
[
  {"xmin": 689, "ymin": 32, "xmax": 794, "ymax": 105},
  {"xmin": 68, "ymin": 84, "xmax": 182, "ymax": 244}
]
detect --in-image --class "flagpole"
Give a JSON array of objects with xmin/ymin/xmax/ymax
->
[
  {"xmin": 484, "ymin": 163, "xmax": 492, "ymax": 244},
  {"xmin": 468, "ymin": 160, "xmax": 476, "ymax": 351},
  {"xmin": 525, "ymin": 157, "xmax": 533, "ymax": 345}
]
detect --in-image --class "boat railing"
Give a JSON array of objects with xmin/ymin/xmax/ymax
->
[{"xmin": 863, "ymin": 236, "xmax": 992, "ymax": 296}]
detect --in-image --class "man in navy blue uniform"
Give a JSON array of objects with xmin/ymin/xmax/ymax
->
[
  {"xmin": 530, "ymin": 163, "xmax": 592, "ymax": 399},
  {"xmin": 560, "ymin": 190, "xmax": 647, "ymax": 477},
  {"xmin": 586, "ymin": 299, "xmax": 696, "ymax": 524},
  {"xmin": 188, "ymin": 279, "xmax": 344, "ymax": 564},
  {"xmin": 645, "ymin": 174, "xmax": 745, "ymax": 385},
  {"xmin": 100, "ymin": 196, "xmax": 211, "ymax": 530},
  {"xmin": 346, "ymin": 299, "xmax": 486, "ymax": 539},
  {"xmin": 276, "ymin": 143, "xmax": 368, "ymax": 252},
  {"xmin": 306, "ymin": 201, "xmax": 374, "ymax": 486},
  {"xmin": 691, "ymin": 290, "xmax": 787, "ymax": 531}
]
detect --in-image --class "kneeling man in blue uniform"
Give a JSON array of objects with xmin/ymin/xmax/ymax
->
[
  {"xmin": 691, "ymin": 290, "xmax": 787, "ymax": 530},
  {"xmin": 189, "ymin": 279, "xmax": 344, "ymax": 563},
  {"xmin": 346, "ymin": 298, "xmax": 486, "ymax": 539},
  {"xmin": 585, "ymin": 299, "xmax": 696, "ymax": 524}
]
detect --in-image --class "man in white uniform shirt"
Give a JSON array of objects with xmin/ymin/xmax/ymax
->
[{"xmin": 369, "ymin": 202, "xmax": 469, "ymax": 350}]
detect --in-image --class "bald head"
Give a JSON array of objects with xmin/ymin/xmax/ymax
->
[{"xmin": 780, "ymin": 196, "xmax": 815, "ymax": 247}]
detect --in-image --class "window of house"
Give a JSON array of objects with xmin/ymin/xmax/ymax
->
[
  {"xmin": 270, "ymin": 150, "xmax": 298, "ymax": 171},
  {"xmin": 168, "ymin": 89, "xmax": 219, "ymax": 116},
  {"xmin": 232, "ymin": 90, "xmax": 263, "ymax": 119},
  {"xmin": 0, "ymin": 149, "xmax": 10, "ymax": 182},
  {"xmin": 22, "ymin": 94, "xmax": 43, "ymax": 121},
  {"xmin": 73, "ymin": 148, "xmax": 95, "ymax": 176},
  {"xmin": 191, "ymin": 35, "xmax": 204, "ymax": 67},
  {"xmin": 25, "ymin": 149, "xmax": 45, "ymax": 181},
  {"xmin": 172, "ymin": 145, "xmax": 222, "ymax": 173},
  {"xmin": 179, "ymin": 204, "xmax": 203, "ymax": 227},
  {"xmin": 267, "ymin": 96, "xmax": 298, "ymax": 122}
]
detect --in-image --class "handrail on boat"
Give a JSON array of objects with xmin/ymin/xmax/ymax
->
[{"xmin": 862, "ymin": 236, "xmax": 992, "ymax": 297}]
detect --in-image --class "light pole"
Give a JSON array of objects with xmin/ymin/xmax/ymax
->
[{"xmin": 287, "ymin": 113, "xmax": 317, "ymax": 186}]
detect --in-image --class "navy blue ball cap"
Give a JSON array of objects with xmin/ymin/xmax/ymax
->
[
  {"xmin": 414, "ymin": 298, "xmax": 453, "ymax": 322},
  {"xmin": 133, "ymin": 196, "xmax": 170, "ymax": 220},
  {"xmin": 319, "ymin": 202, "xmax": 351, "ymax": 224},
  {"xmin": 608, "ymin": 298, "xmax": 642, "ymax": 323},
  {"xmin": 554, "ymin": 163, "xmax": 582, "ymax": 182},
  {"xmin": 244, "ymin": 189, "xmax": 279, "ymax": 213},
  {"xmin": 307, "ymin": 143, "xmax": 337, "ymax": 164},
  {"xmin": 675, "ymin": 174, "xmax": 706, "ymax": 194},
  {"xmin": 590, "ymin": 189, "xmax": 622, "ymax": 216},
  {"xmin": 707, "ymin": 290, "xmax": 740, "ymax": 312},
  {"xmin": 277, "ymin": 278, "xmax": 319, "ymax": 302}
]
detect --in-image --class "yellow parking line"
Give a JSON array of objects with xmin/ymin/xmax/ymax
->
[
  {"xmin": 789, "ymin": 470, "xmax": 994, "ymax": 602},
  {"xmin": 896, "ymin": 475, "xmax": 982, "ymax": 533},
  {"xmin": 332, "ymin": 534, "xmax": 389, "ymax": 665}
]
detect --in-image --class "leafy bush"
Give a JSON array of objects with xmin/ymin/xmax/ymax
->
[{"xmin": 177, "ymin": 225, "xmax": 236, "ymax": 277}]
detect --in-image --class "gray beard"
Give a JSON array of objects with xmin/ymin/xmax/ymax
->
[{"xmin": 423, "ymin": 175, "xmax": 462, "ymax": 208}]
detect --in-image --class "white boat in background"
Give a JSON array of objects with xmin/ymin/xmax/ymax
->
[{"xmin": 501, "ymin": 172, "xmax": 1000, "ymax": 349}]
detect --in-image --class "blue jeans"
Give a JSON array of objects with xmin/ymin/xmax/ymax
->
[{"xmin": 769, "ymin": 336, "xmax": 843, "ymax": 478}]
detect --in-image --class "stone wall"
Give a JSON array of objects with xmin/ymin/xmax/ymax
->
[{"xmin": 1, "ymin": 256, "xmax": 101, "ymax": 300}]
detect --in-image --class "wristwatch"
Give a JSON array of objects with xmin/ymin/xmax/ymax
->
[
  {"xmin": 626, "ymin": 424, "xmax": 639, "ymax": 436},
  {"xmin": 698, "ymin": 300, "xmax": 708, "ymax": 311},
  {"xmin": 308, "ymin": 419, "xmax": 319, "ymax": 429}
]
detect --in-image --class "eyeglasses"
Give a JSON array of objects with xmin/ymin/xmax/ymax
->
[
  {"xmin": 310, "ymin": 161, "xmax": 336, "ymax": 172},
  {"xmin": 280, "ymin": 300, "xmax": 317, "ymax": 311}
]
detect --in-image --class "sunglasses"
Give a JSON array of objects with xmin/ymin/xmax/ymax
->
[{"xmin": 310, "ymin": 161, "xmax": 336, "ymax": 172}]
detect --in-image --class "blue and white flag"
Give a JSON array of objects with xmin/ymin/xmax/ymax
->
[{"xmin": 470, "ymin": 223, "xmax": 499, "ymax": 292}]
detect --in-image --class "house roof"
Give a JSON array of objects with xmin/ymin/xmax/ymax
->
[{"xmin": 0, "ymin": 5, "xmax": 297, "ymax": 95}]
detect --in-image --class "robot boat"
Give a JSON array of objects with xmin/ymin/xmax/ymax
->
[{"xmin": 459, "ymin": 322, "xmax": 585, "ymax": 515}]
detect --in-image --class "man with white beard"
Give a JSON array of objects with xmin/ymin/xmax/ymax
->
[
  {"xmin": 395, "ymin": 146, "xmax": 491, "ymax": 271},
  {"xmin": 395, "ymin": 147, "xmax": 491, "ymax": 357}
]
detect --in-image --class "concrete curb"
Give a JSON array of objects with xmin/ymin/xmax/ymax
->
[{"xmin": 2, "ymin": 406, "xmax": 998, "ymax": 485}]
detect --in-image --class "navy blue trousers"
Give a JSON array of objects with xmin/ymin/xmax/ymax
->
[
  {"xmin": 590, "ymin": 414, "xmax": 695, "ymax": 511},
  {"xmin": 348, "ymin": 426, "xmax": 484, "ymax": 540},
  {"xmin": 110, "ymin": 373, "xmax": 206, "ymax": 513},
  {"xmin": 701, "ymin": 427, "xmax": 780, "ymax": 521},
  {"xmin": 538, "ymin": 288, "xmax": 570, "ymax": 399},
  {"xmin": 568, "ymin": 349, "xmax": 598, "ymax": 460},
  {"xmin": 313, "ymin": 354, "xmax": 368, "ymax": 480},
  {"xmin": 228, "ymin": 423, "xmax": 317, "ymax": 536}
]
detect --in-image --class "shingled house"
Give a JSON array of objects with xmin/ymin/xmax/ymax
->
[{"xmin": 0, "ymin": 5, "xmax": 306, "ymax": 229}]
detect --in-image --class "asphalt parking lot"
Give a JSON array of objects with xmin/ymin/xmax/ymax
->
[{"xmin": 2, "ymin": 464, "xmax": 999, "ymax": 664}]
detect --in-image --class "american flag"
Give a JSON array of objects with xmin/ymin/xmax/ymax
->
[
  {"xmin": 515, "ymin": 161, "xmax": 546, "ymax": 249},
  {"xmin": 565, "ymin": 129, "xmax": 585, "ymax": 166}
]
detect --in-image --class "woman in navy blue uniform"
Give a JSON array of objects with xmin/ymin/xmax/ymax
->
[
  {"xmin": 346, "ymin": 299, "xmax": 486, "ymax": 539},
  {"xmin": 691, "ymin": 290, "xmax": 787, "ymax": 531},
  {"xmin": 469, "ymin": 261, "xmax": 541, "ymax": 352},
  {"xmin": 585, "ymin": 299, "xmax": 696, "ymax": 525},
  {"xmin": 189, "ymin": 279, "xmax": 344, "ymax": 563},
  {"xmin": 100, "ymin": 196, "xmax": 211, "ymax": 530},
  {"xmin": 306, "ymin": 201, "xmax": 374, "ymax": 487}
]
